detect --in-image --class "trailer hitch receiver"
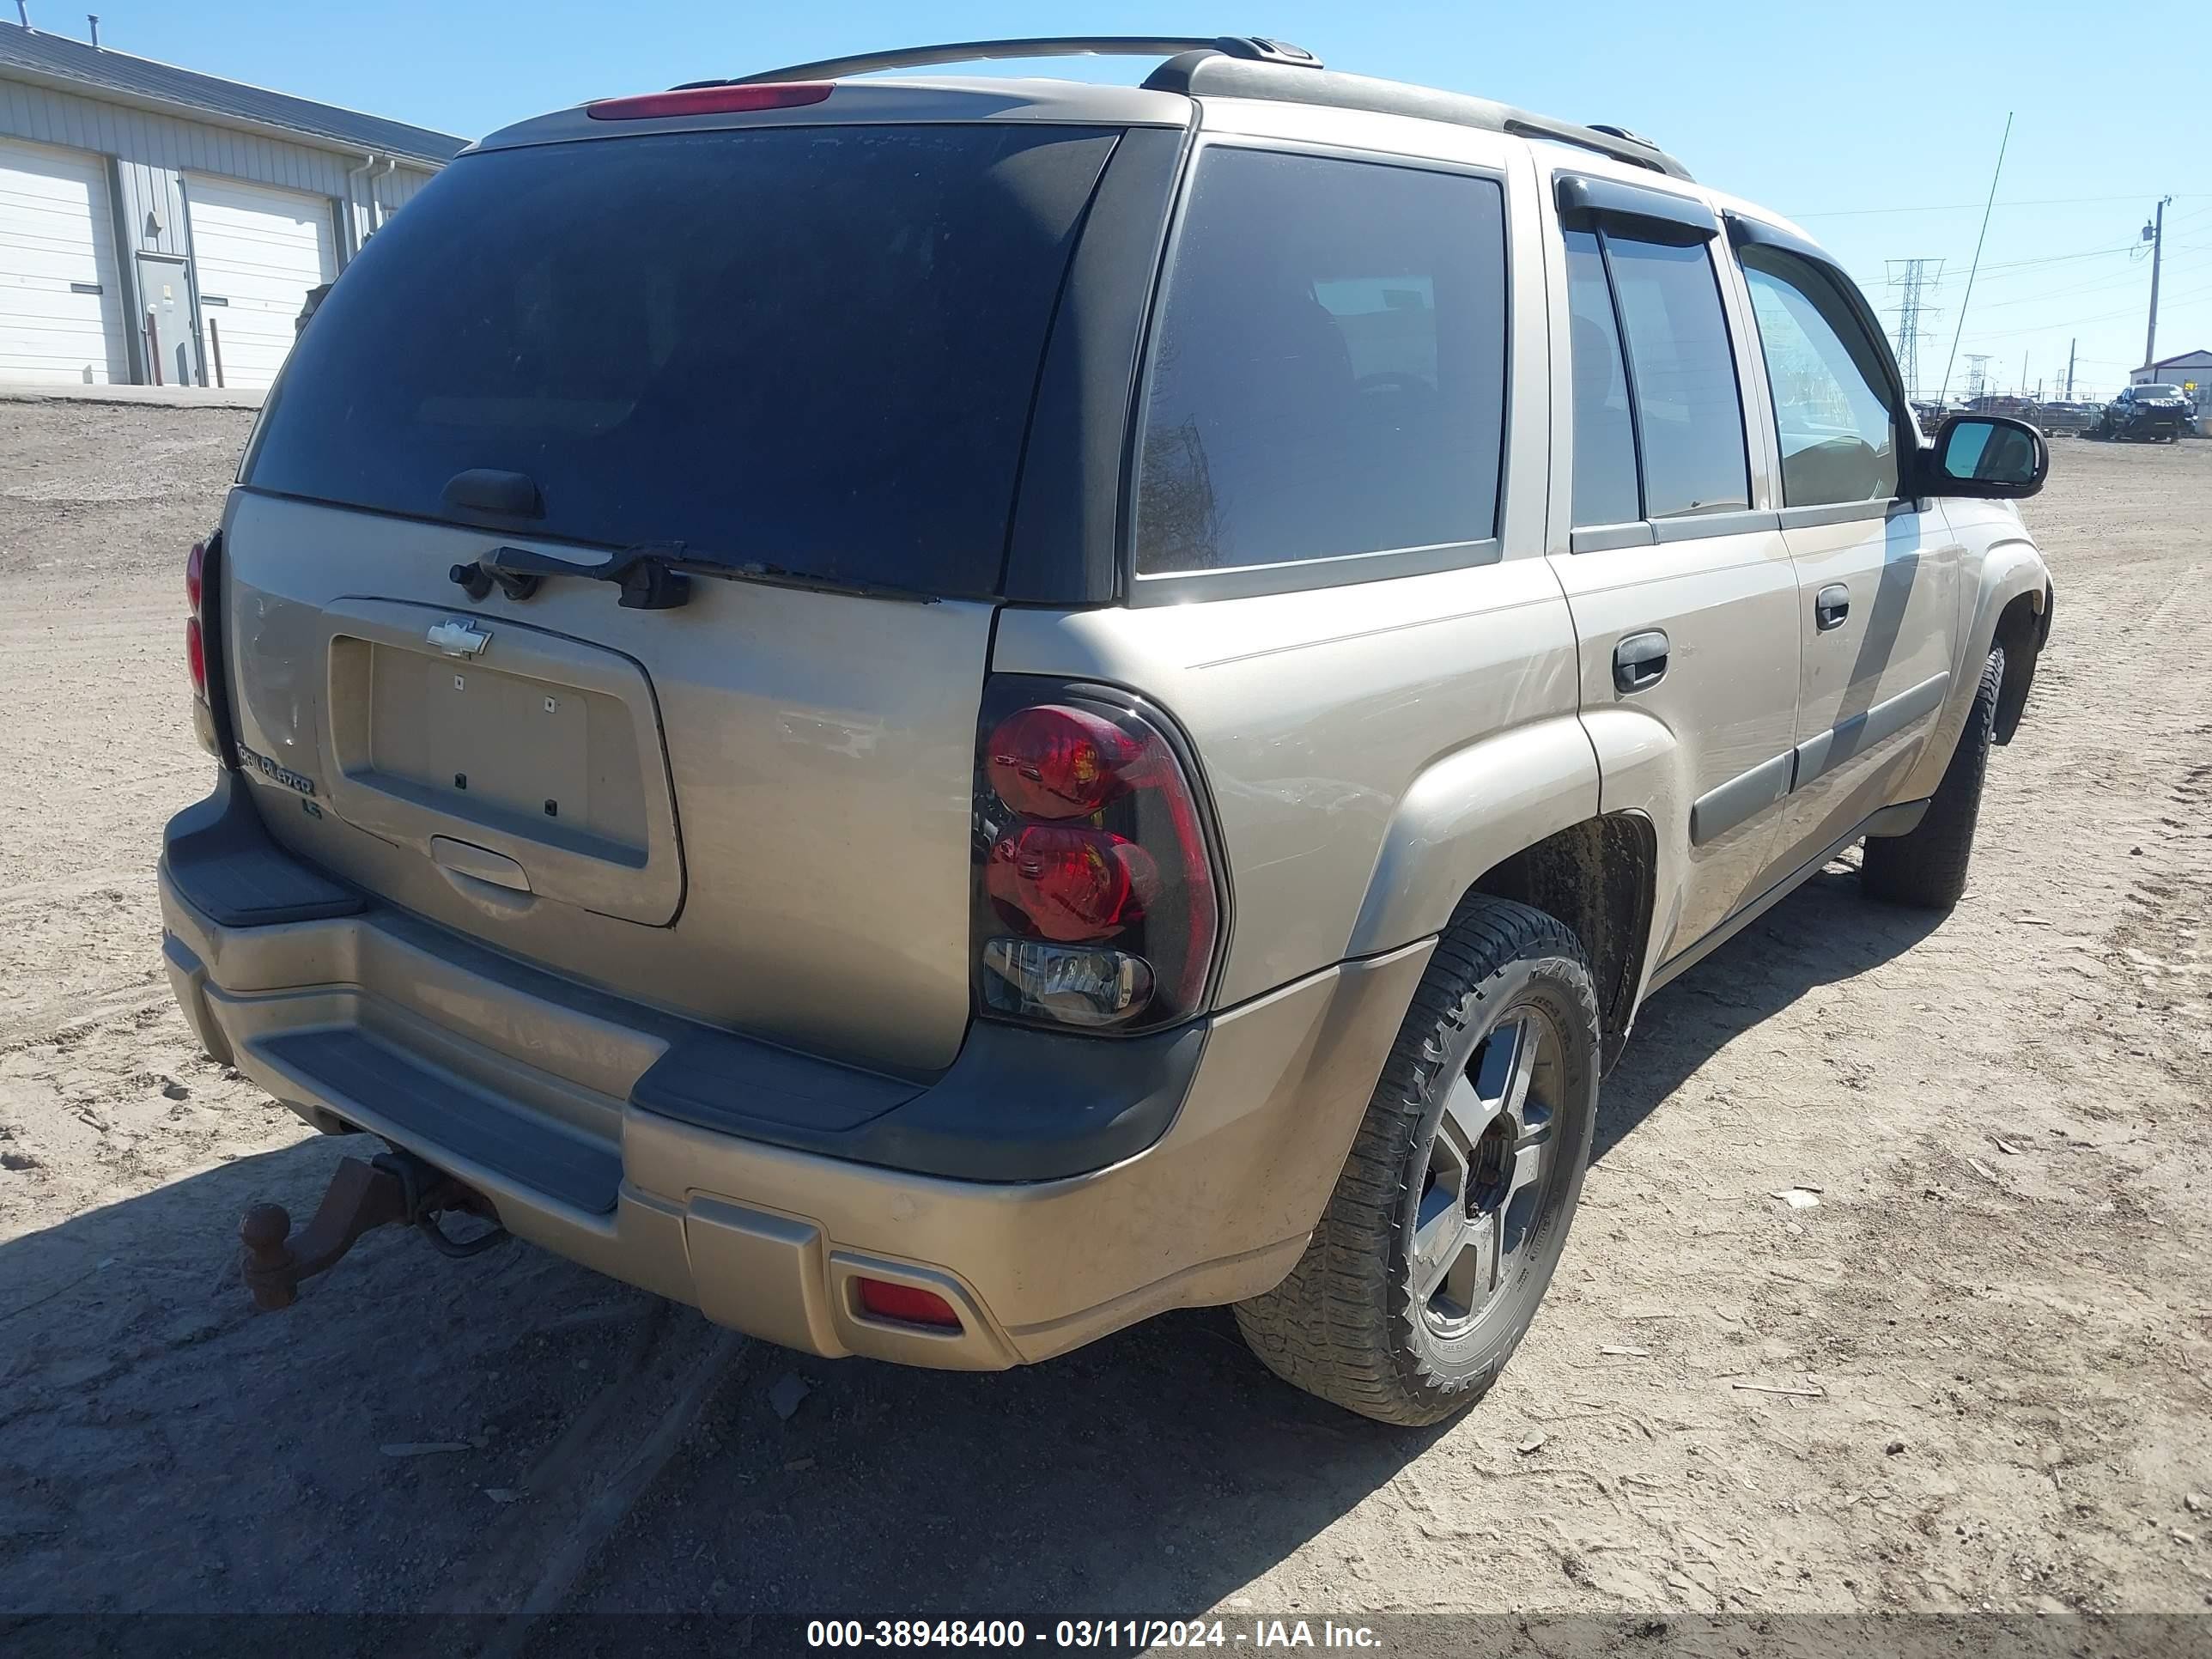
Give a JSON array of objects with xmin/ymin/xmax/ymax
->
[{"xmin": 238, "ymin": 1150, "xmax": 507, "ymax": 1310}]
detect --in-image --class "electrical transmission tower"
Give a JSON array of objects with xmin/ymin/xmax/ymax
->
[
  {"xmin": 1886, "ymin": 258, "xmax": 1942, "ymax": 401},
  {"xmin": 1962, "ymin": 354, "xmax": 1992, "ymax": 403}
]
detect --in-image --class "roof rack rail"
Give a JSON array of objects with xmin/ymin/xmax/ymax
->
[
  {"xmin": 1141, "ymin": 54, "xmax": 1692, "ymax": 180},
  {"xmin": 693, "ymin": 36, "xmax": 1689, "ymax": 181},
  {"xmin": 711, "ymin": 35, "xmax": 1321, "ymax": 88}
]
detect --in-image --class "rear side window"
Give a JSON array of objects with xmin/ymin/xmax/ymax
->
[
  {"xmin": 1133, "ymin": 148, "xmax": 1508, "ymax": 576},
  {"xmin": 1563, "ymin": 229, "xmax": 1640, "ymax": 526},
  {"xmin": 1564, "ymin": 226, "xmax": 1750, "ymax": 526},
  {"xmin": 1606, "ymin": 238, "xmax": 1750, "ymax": 519},
  {"xmin": 242, "ymin": 126, "xmax": 1118, "ymax": 597},
  {"xmin": 1738, "ymin": 247, "xmax": 1901, "ymax": 506}
]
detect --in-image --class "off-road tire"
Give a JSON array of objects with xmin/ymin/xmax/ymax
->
[
  {"xmin": 1861, "ymin": 647, "xmax": 2003, "ymax": 909},
  {"xmin": 1233, "ymin": 896, "xmax": 1600, "ymax": 1426}
]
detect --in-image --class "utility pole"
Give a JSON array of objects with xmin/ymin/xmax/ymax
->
[
  {"xmin": 2020, "ymin": 350, "xmax": 2029, "ymax": 398},
  {"xmin": 2065, "ymin": 337, "xmax": 2077, "ymax": 399},
  {"xmin": 2143, "ymin": 195, "xmax": 2173, "ymax": 372},
  {"xmin": 1887, "ymin": 258, "xmax": 1942, "ymax": 401}
]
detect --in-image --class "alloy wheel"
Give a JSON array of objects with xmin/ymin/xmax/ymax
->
[{"xmin": 1404, "ymin": 1006, "xmax": 1565, "ymax": 1337}]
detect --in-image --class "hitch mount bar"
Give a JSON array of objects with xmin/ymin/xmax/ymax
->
[{"xmin": 238, "ymin": 1149, "xmax": 507, "ymax": 1310}]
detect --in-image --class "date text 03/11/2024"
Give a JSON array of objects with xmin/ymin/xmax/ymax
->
[{"xmin": 805, "ymin": 1620, "xmax": 1383, "ymax": 1649}]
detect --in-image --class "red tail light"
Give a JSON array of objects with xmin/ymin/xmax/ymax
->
[
  {"xmin": 586, "ymin": 83, "xmax": 832, "ymax": 120},
  {"xmin": 855, "ymin": 1277, "xmax": 961, "ymax": 1328},
  {"xmin": 185, "ymin": 538, "xmax": 208, "ymax": 698},
  {"xmin": 185, "ymin": 533, "xmax": 228, "ymax": 759},
  {"xmin": 985, "ymin": 824, "xmax": 1158, "ymax": 942},
  {"xmin": 972, "ymin": 681, "xmax": 1219, "ymax": 1031}
]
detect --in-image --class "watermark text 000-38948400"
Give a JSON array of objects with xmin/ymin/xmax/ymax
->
[{"xmin": 805, "ymin": 1619, "xmax": 1382, "ymax": 1649}]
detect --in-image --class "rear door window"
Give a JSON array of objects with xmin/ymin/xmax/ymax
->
[
  {"xmin": 1604, "ymin": 237, "xmax": 1750, "ymax": 519},
  {"xmin": 241, "ymin": 125, "xmax": 1119, "ymax": 597},
  {"xmin": 1564, "ymin": 228, "xmax": 1641, "ymax": 526},
  {"xmin": 1132, "ymin": 147, "xmax": 1508, "ymax": 577}
]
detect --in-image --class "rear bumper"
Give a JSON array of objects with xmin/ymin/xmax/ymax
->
[{"xmin": 161, "ymin": 776, "xmax": 1429, "ymax": 1369}]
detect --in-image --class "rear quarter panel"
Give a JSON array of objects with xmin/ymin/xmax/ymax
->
[
  {"xmin": 994, "ymin": 109, "xmax": 1590, "ymax": 1006},
  {"xmin": 990, "ymin": 558, "xmax": 1589, "ymax": 1004}
]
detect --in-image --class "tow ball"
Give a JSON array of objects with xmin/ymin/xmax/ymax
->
[{"xmin": 237, "ymin": 1149, "xmax": 508, "ymax": 1310}]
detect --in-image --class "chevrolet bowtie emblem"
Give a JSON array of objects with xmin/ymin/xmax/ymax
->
[{"xmin": 428, "ymin": 619, "xmax": 492, "ymax": 658}]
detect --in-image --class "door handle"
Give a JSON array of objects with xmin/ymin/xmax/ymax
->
[
  {"xmin": 1613, "ymin": 629, "xmax": 1670, "ymax": 694},
  {"xmin": 1814, "ymin": 584, "xmax": 1851, "ymax": 631}
]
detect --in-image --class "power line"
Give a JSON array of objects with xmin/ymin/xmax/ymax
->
[
  {"xmin": 1973, "ymin": 262, "xmax": 2170, "ymax": 311},
  {"xmin": 1791, "ymin": 191, "xmax": 2200, "ymax": 219},
  {"xmin": 1846, "ymin": 243, "xmax": 2148, "ymax": 295},
  {"xmin": 1960, "ymin": 276, "xmax": 2212, "ymax": 343}
]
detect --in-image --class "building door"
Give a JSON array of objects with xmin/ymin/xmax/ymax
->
[
  {"xmin": 135, "ymin": 252, "xmax": 198, "ymax": 386},
  {"xmin": 0, "ymin": 137, "xmax": 128, "ymax": 384},
  {"xmin": 182, "ymin": 175, "xmax": 337, "ymax": 389}
]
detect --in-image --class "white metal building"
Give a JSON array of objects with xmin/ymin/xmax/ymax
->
[{"xmin": 1, "ymin": 18, "xmax": 464, "ymax": 389}]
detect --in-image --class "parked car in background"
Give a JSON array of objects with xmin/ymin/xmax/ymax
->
[
  {"xmin": 162, "ymin": 33, "xmax": 2057, "ymax": 1427},
  {"xmin": 2088, "ymin": 383, "xmax": 2193, "ymax": 441},
  {"xmin": 2036, "ymin": 400, "xmax": 2102, "ymax": 437}
]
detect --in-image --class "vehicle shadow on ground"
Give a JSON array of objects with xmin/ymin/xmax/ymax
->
[
  {"xmin": 0, "ymin": 864, "xmax": 1945, "ymax": 1623},
  {"xmin": 1591, "ymin": 864, "xmax": 1946, "ymax": 1164}
]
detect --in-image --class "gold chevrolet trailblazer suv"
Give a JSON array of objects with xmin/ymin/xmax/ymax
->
[{"xmin": 163, "ymin": 35, "xmax": 2055, "ymax": 1424}]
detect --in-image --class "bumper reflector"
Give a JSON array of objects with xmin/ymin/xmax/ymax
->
[{"xmin": 855, "ymin": 1277, "xmax": 961, "ymax": 1328}]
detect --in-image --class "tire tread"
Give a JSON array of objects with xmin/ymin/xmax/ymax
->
[
  {"xmin": 1234, "ymin": 896, "xmax": 1597, "ymax": 1426},
  {"xmin": 1862, "ymin": 647, "xmax": 2002, "ymax": 909}
]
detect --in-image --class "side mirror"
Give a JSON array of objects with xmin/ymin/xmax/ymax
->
[{"xmin": 1920, "ymin": 414, "xmax": 2047, "ymax": 500}]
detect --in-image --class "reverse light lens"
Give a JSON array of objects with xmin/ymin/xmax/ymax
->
[
  {"xmin": 854, "ymin": 1277, "xmax": 961, "ymax": 1329},
  {"xmin": 185, "ymin": 539, "xmax": 205, "ymax": 612},
  {"xmin": 980, "ymin": 939, "xmax": 1155, "ymax": 1028},
  {"xmin": 586, "ymin": 83, "xmax": 833, "ymax": 120},
  {"xmin": 185, "ymin": 616, "xmax": 205, "ymax": 696}
]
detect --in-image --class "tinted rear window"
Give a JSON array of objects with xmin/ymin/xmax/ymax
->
[{"xmin": 243, "ymin": 125, "xmax": 1118, "ymax": 596}]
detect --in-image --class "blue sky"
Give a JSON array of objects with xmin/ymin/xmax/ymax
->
[{"xmin": 44, "ymin": 0, "xmax": 2212, "ymax": 400}]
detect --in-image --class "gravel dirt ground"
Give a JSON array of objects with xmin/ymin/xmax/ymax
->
[{"xmin": 2, "ymin": 401, "xmax": 2209, "ymax": 1634}]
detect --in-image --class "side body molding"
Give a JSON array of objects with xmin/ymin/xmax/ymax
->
[{"xmin": 1345, "ymin": 715, "xmax": 1601, "ymax": 957}]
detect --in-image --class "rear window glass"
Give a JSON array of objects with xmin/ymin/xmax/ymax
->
[
  {"xmin": 243, "ymin": 125, "xmax": 1118, "ymax": 597},
  {"xmin": 1133, "ymin": 147, "xmax": 1508, "ymax": 576}
]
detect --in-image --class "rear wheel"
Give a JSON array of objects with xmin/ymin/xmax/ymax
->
[
  {"xmin": 1234, "ymin": 897, "xmax": 1599, "ymax": 1426},
  {"xmin": 1861, "ymin": 647, "xmax": 2002, "ymax": 910}
]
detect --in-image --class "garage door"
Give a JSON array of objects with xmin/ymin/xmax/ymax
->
[
  {"xmin": 185, "ymin": 175, "xmax": 336, "ymax": 390},
  {"xmin": 0, "ymin": 138, "xmax": 127, "ymax": 385}
]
